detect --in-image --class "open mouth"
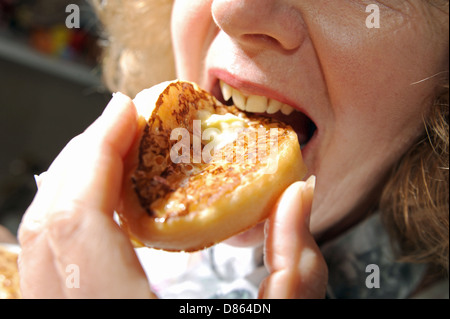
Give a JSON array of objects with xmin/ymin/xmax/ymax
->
[{"xmin": 215, "ymin": 80, "xmax": 317, "ymax": 149}]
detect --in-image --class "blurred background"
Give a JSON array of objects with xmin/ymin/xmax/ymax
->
[{"xmin": 0, "ymin": 0, "xmax": 110, "ymax": 237}]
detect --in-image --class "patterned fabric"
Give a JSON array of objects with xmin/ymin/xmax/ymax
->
[
  {"xmin": 137, "ymin": 244, "xmax": 265, "ymax": 299},
  {"xmin": 321, "ymin": 213, "xmax": 427, "ymax": 298},
  {"xmin": 136, "ymin": 213, "xmax": 442, "ymax": 299}
]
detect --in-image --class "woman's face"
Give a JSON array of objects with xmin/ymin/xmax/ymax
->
[{"xmin": 171, "ymin": 0, "xmax": 448, "ymax": 240}]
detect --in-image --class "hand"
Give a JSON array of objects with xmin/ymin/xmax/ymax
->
[
  {"xmin": 260, "ymin": 177, "xmax": 328, "ymax": 298},
  {"xmin": 18, "ymin": 93, "xmax": 155, "ymax": 298}
]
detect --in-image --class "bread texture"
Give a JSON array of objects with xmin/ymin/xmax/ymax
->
[
  {"xmin": 118, "ymin": 80, "xmax": 306, "ymax": 251},
  {"xmin": 0, "ymin": 246, "xmax": 21, "ymax": 299}
]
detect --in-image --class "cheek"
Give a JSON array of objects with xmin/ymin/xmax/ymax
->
[
  {"xmin": 305, "ymin": 6, "xmax": 443, "ymax": 234},
  {"xmin": 312, "ymin": 7, "xmax": 440, "ymax": 144},
  {"xmin": 171, "ymin": 0, "xmax": 215, "ymax": 82}
]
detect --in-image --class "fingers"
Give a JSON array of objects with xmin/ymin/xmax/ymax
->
[
  {"xmin": 33, "ymin": 93, "xmax": 137, "ymax": 218},
  {"xmin": 260, "ymin": 176, "xmax": 328, "ymax": 299},
  {"xmin": 18, "ymin": 93, "xmax": 154, "ymax": 298}
]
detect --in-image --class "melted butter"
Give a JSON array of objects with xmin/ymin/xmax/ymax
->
[
  {"xmin": 200, "ymin": 112, "xmax": 247, "ymax": 150},
  {"xmin": 164, "ymin": 201, "xmax": 186, "ymax": 214}
]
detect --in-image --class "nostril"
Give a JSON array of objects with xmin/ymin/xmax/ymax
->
[
  {"xmin": 212, "ymin": 0, "xmax": 306, "ymax": 52},
  {"xmin": 241, "ymin": 33, "xmax": 281, "ymax": 48}
]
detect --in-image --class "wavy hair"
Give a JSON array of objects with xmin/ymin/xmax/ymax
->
[
  {"xmin": 380, "ymin": 79, "xmax": 449, "ymax": 273},
  {"xmin": 379, "ymin": 1, "xmax": 449, "ymax": 275}
]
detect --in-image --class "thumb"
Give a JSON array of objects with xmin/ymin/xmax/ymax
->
[{"xmin": 259, "ymin": 176, "xmax": 328, "ymax": 299}]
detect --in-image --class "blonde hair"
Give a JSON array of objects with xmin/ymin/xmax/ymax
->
[
  {"xmin": 91, "ymin": 0, "xmax": 449, "ymax": 272},
  {"xmin": 380, "ymin": 2, "xmax": 449, "ymax": 274},
  {"xmin": 380, "ymin": 80, "xmax": 449, "ymax": 273},
  {"xmin": 91, "ymin": 0, "xmax": 175, "ymax": 97}
]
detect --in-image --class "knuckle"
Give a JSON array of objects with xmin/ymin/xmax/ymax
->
[
  {"xmin": 17, "ymin": 221, "xmax": 38, "ymax": 248},
  {"xmin": 18, "ymin": 206, "xmax": 45, "ymax": 247},
  {"xmin": 45, "ymin": 201, "xmax": 87, "ymax": 245},
  {"xmin": 19, "ymin": 200, "xmax": 87, "ymax": 248}
]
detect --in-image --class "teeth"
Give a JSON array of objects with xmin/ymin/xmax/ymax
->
[
  {"xmin": 220, "ymin": 81, "xmax": 233, "ymax": 101},
  {"xmin": 246, "ymin": 95, "xmax": 268, "ymax": 113},
  {"xmin": 281, "ymin": 104, "xmax": 294, "ymax": 115},
  {"xmin": 232, "ymin": 89, "xmax": 247, "ymax": 111},
  {"xmin": 266, "ymin": 99, "xmax": 282, "ymax": 114},
  {"xmin": 219, "ymin": 80, "xmax": 297, "ymax": 115}
]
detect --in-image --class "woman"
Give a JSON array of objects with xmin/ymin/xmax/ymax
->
[{"xmin": 17, "ymin": 0, "xmax": 448, "ymax": 298}]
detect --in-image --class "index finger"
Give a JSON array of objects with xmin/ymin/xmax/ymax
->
[
  {"xmin": 17, "ymin": 93, "xmax": 155, "ymax": 298},
  {"xmin": 23, "ymin": 92, "xmax": 138, "ymax": 229}
]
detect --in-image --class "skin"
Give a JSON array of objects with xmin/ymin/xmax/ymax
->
[
  {"xmin": 17, "ymin": 1, "xmax": 447, "ymax": 298},
  {"xmin": 171, "ymin": 0, "xmax": 448, "ymax": 238}
]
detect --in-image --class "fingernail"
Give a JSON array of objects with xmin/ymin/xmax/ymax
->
[
  {"xmin": 34, "ymin": 171, "xmax": 47, "ymax": 188},
  {"xmin": 305, "ymin": 175, "xmax": 316, "ymax": 190},
  {"xmin": 264, "ymin": 218, "xmax": 270, "ymax": 238},
  {"xmin": 102, "ymin": 92, "xmax": 131, "ymax": 117},
  {"xmin": 302, "ymin": 175, "xmax": 316, "ymax": 226},
  {"xmin": 33, "ymin": 174, "xmax": 39, "ymax": 186},
  {"xmin": 109, "ymin": 92, "xmax": 126, "ymax": 104}
]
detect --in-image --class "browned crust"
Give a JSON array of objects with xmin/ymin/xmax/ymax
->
[{"xmin": 118, "ymin": 80, "xmax": 306, "ymax": 251}]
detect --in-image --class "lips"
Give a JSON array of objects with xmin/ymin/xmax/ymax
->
[{"xmin": 216, "ymin": 80, "xmax": 317, "ymax": 148}]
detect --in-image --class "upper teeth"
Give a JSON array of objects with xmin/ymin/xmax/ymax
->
[{"xmin": 220, "ymin": 80, "xmax": 296, "ymax": 115}]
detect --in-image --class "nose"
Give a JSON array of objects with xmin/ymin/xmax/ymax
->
[{"xmin": 211, "ymin": 0, "xmax": 306, "ymax": 52}]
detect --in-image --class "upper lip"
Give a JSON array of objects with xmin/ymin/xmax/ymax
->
[
  {"xmin": 206, "ymin": 68, "xmax": 318, "ymax": 167},
  {"xmin": 206, "ymin": 68, "xmax": 313, "ymax": 120}
]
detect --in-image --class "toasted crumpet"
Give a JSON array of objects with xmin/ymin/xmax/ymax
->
[{"xmin": 118, "ymin": 80, "xmax": 306, "ymax": 252}]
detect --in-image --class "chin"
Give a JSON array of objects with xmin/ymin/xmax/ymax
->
[{"xmin": 223, "ymin": 221, "xmax": 266, "ymax": 248}]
